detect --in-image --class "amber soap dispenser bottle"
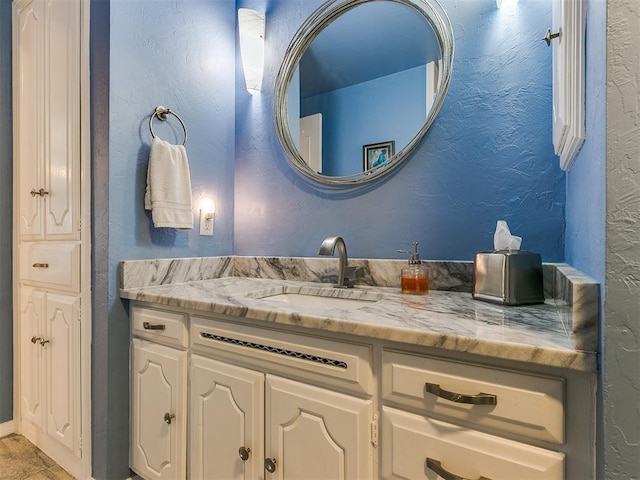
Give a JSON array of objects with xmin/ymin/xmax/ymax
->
[{"xmin": 398, "ymin": 242, "xmax": 429, "ymax": 294}]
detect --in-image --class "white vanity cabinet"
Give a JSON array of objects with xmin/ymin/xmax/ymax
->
[
  {"xmin": 130, "ymin": 308, "xmax": 188, "ymax": 480},
  {"xmin": 380, "ymin": 350, "xmax": 566, "ymax": 479},
  {"xmin": 189, "ymin": 315, "xmax": 374, "ymax": 480},
  {"xmin": 189, "ymin": 357, "xmax": 373, "ymax": 480},
  {"xmin": 131, "ymin": 305, "xmax": 375, "ymax": 480},
  {"xmin": 129, "ymin": 302, "xmax": 594, "ymax": 480}
]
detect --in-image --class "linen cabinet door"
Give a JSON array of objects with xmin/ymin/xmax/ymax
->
[
  {"xmin": 42, "ymin": 0, "xmax": 81, "ymax": 241},
  {"xmin": 14, "ymin": 0, "xmax": 45, "ymax": 240},
  {"xmin": 19, "ymin": 287, "xmax": 45, "ymax": 429},
  {"xmin": 189, "ymin": 355, "xmax": 265, "ymax": 480},
  {"xmin": 44, "ymin": 293, "xmax": 81, "ymax": 455},
  {"xmin": 131, "ymin": 338, "xmax": 187, "ymax": 480},
  {"xmin": 265, "ymin": 375, "xmax": 373, "ymax": 480}
]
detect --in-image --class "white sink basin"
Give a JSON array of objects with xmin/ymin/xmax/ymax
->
[
  {"xmin": 246, "ymin": 286, "xmax": 382, "ymax": 311},
  {"xmin": 261, "ymin": 293, "xmax": 375, "ymax": 310}
]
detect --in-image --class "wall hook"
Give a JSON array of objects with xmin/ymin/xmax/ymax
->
[{"xmin": 543, "ymin": 29, "xmax": 560, "ymax": 46}]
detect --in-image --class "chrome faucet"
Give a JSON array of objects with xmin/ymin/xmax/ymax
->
[{"xmin": 318, "ymin": 236, "xmax": 363, "ymax": 288}]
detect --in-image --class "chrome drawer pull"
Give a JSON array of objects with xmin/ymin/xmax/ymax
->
[
  {"xmin": 143, "ymin": 322, "xmax": 166, "ymax": 331},
  {"xmin": 425, "ymin": 382, "xmax": 497, "ymax": 406},
  {"xmin": 32, "ymin": 263, "xmax": 49, "ymax": 268},
  {"xmin": 426, "ymin": 458, "xmax": 492, "ymax": 480}
]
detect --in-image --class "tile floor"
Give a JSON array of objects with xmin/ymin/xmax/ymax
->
[{"xmin": 0, "ymin": 434, "xmax": 74, "ymax": 480}]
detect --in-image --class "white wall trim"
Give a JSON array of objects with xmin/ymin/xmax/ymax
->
[
  {"xmin": 552, "ymin": 0, "xmax": 586, "ymax": 170},
  {"xmin": 0, "ymin": 420, "xmax": 15, "ymax": 438}
]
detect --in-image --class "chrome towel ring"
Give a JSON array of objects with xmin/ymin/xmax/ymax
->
[{"xmin": 149, "ymin": 105, "xmax": 188, "ymax": 146}]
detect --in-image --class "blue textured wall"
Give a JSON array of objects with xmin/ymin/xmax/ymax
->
[
  {"xmin": 0, "ymin": 0, "xmax": 13, "ymax": 425},
  {"xmin": 565, "ymin": 0, "xmax": 606, "ymax": 295},
  {"xmin": 94, "ymin": 1, "xmax": 236, "ymax": 477},
  {"xmin": 235, "ymin": 0, "xmax": 565, "ymax": 261}
]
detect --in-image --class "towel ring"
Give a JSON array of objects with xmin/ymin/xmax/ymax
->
[{"xmin": 149, "ymin": 106, "xmax": 188, "ymax": 146}]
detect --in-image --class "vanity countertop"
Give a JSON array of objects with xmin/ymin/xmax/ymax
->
[{"xmin": 120, "ymin": 274, "xmax": 597, "ymax": 372}]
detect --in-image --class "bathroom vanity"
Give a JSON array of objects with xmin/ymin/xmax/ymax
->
[{"xmin": 120, "ymin": 256, "xmax": 598, "ymax": 480}]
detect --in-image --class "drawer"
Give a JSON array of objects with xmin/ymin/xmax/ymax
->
[
  {"xmin": 381, "ymin": 406, "xmax": 564, "ymax": 480},
  {"xmin": 191, "ymin": 316, "xmax": 373, "ymax": 396},
  {"xmin": 382, "ymin": 350, "xmax": 564, "ymax": 443},
  {"xmin": 19, "ymin": 243, "xmax": 80, "ymax": 291},
  {"xmin": 131, "ymin": 306, "xmax": 187, "ymax": 349}
]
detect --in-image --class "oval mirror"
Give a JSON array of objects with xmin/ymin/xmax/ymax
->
[{"xmin": 274, "ymin": 0, "xmax": 454, "ymax": 187}]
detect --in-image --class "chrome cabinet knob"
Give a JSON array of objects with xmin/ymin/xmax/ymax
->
[
  {"xmin": 163, "ymin": 412, "xmax": 175, "ymax": 425},
  {"xmin": 238, "ymin": 446, "xmax": 251, "ymax": 462},
  {"xmin": 264, "ymin": 457, "xmax": 277, "ymax": 473}
]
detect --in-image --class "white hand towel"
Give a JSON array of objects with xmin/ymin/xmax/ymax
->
[{"xmin": 145, "ymin": 137, "xmax": 194, "ymax": 229}]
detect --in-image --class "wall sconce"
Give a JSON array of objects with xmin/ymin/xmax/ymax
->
[
  {"xmin": 496, "ymin": 0, "xmax": 519, "ymax": 8},
  {"xmin": 199, "ymin": 198, "xmax": 215, "ymax": 236},
  {"xmin": 238, "ymin": 8, "xmax": 265, "ymax": 93}
]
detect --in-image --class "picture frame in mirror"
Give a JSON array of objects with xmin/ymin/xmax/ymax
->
[{"xmin": 363, "ymin": 141, "xmax": 395, "ymax": 170}]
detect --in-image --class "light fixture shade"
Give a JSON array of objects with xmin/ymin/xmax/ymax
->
[{"xmin": 238, "ymin": 8, "xmax": 265, "ymax": 93}]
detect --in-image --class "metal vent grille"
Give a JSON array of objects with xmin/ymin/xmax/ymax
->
[{"xmin": 199, "ymin": 332, "xmax": 348, "ymax": 369}]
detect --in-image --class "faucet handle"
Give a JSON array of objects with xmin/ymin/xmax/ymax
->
[
  {"xmin": 344, "ymin": 266, "xmax": 364, "ymax": 282},
  {"xmin": 345, "ymin": 265, "xmax": 364, "ymax": 277}
]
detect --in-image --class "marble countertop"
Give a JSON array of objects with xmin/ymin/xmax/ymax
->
[{"xmin": 120, "ymin": 274, "xmax": 597, "ymax": 372}]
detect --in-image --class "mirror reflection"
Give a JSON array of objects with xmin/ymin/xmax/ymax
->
[{"xmin": 276, "ymin": 0, "xmax": 453, "ymax": 185}]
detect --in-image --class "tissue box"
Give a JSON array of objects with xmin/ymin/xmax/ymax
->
[{"xmin": 472, "ymin": 250, "xmax": 544, "ymax": 306}]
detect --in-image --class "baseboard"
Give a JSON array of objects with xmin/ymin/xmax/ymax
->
[{"xmin": 0, "ymin": 420, "xmax": 15, "ymax": 438}]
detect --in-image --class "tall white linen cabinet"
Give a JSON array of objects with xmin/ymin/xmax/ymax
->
[{"xmin": 12, "ymin": 0, "xmax": 91, "ymax": 478}]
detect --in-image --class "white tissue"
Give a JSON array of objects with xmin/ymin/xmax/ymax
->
[{"xmin": 493, "ymin": 220, "xmax": 522, "ymax": 251}]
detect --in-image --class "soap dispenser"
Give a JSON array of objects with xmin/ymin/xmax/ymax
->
[{"xmin": 398, "ymin": 242, "xmax": 429, "ymax": 294}]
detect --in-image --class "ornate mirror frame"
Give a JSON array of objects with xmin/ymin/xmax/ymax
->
[{"xmin": 274, "ymin": 0, "xmax": 455, "ymax": 187}]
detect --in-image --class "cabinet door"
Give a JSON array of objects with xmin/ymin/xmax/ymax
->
[
  {"xmin": 266, "ymin": 375, "xmax": 373, "ymax": 480},
  {"xmin": 20, "ymin": 287, "xmax": 45, "ymax": 429},
  {"xmin": 43, "ymin": 0, "xmax": 81, "ymax": 240},
  {"xmin": 45, "ymin": 293, "xmax": 80, "ymax": 456},
  {"xmin": 131, "ymin": 338, "xmax": 187, "ymax": 480},
  {"xmin": 14, "ymin": 0, "xmax": 80, "ymax": 241},
  {"xmin": 381, "ymin": 407, "xmax": 564, "ymax": 480},
  {"xmin": 14, "ymin": 0, "xmax": 44, "ymax": 240},
  {"xmin": 190, "ymin": 355, "xmax": 264, "ymax": 480}
]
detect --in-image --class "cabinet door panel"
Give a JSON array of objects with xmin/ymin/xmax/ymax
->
[
  {"xmin": 131, "ymin": 339, "xmax": 186, "ymax": 480},
  {"xmin": 20, "ymin": 288, "xmax": 45, "ymax": 428},
  {"xmin": 45, "ymin": 293, "xmax": 80, "ymax": 455},
  {"xmin": 266, "ymin": 375, "xmax": 373, "ymax": 480},
  {"xmin": 190, "ymin": 355, "xmax": 264, "ymax": 480},
  {"xmin": 381, "ymin": 407, "xmax": 564, "ymax": 480},
  {"xmin": 44, "ymin": 0, "xmax": 80, "ymax": 240},
  {"xmin": 15, "ymin": 0, "xmax": 44, "ymax": 240}
]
